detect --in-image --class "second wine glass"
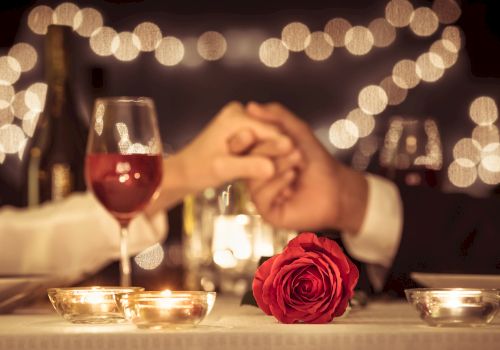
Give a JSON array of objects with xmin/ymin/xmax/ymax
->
[{"xmin": 85, "ymin": 97, "xmax": 163, "ymax": 286}]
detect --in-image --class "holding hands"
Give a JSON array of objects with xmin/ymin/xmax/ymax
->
[{"xmin": 148, "ymin": 100, "xmax": 367, "ymax": 236}]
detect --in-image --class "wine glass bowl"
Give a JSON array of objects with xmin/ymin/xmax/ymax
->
[
  {"xmin": 85, "ymin": 97, "xmax": 163, "ymax": 286},
  {"xmin": 379, "ymin": 117, "xmax": 443, "ymax": 188}
]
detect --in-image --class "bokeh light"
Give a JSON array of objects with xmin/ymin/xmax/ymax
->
[
  {"xmin": 89, "ymin": 26, "xmax": 118, "ymax": 56},
  {"xmin": 8, "ymin": 43, "xmax": 37, "ymax": 73},
  {"xmin": 368, "ymin": 18, "xmax": 396, "ymax": 48},
  {"xmin": 453, "ymin": 138, "xmax": 481, "ymax": 165},
  {"xmin": 0, "ymin": 85, "xmax": 14, "ymax": 110},
  {"xmin": 197, "ymin": 31, "xmax": 227, "ymax": 61},
  {"xmin": 73, "ymin": 8, "xmax": 103, "ymax": 37},
  {"xmin": 281, "ymin": 22, "xmax": 310, "ymax": 52},
  {"xmin": 304, "ymin": 31, "xmax": 333, "ymax": 61},
  {"xmin": 25, "ymin": 82, "xmax": 48, "ymax": 113},
  {"xmin": 133, "ymin": 22, "xmax": 162, "ymax": 52},
  {"xmin": 52, "ymin": 2, "xmax": 80, "ymax": 27},
  {"xmin": 442, "ymin": 26, "xmax": 462, "ymax": 52},
  {"xmin": 0, "ymin": 56, "xmax": 21, "ymax": 86},
  {"xmin": 432, "ymin": 0, "xmax": 461, "ymax": 25},
  {"xmin": 380, "ymin": 76, "xmax": 407, "ymax": 105},
  {"xmin": 28, "ymin": 5, "xmax": 54, "ymax": 35},
  {"xmin": 481, "ymin": 154, "xmax": 500, "ymax": 173},
  {"xmin": 0, "ymin": 124, "xmax": 26, "ymax": 154},
  {"xmin": 469, "ymin": 96, "xmax": 498, "ymax": 126},
  {"xmin": 329, "ymin": 119, "xmax": 359, "ymax": 149},
  {"xmin": 259, "ymin": 38, "xmax": 289, "ymax": 68},
  {"xmin": 448, "ymin": 159, "xmax": 477, "ymax": 188},
  {"xmin": 385, "ymin": 0, "xmax": 414, "ymax": 28},
  {"xmin": 409, "ymin": 7, "xmax": 439, "ymax": 37},
  {"xmin": 415, "ymin": 52, "xmax": 444, "ymax": 82},
  {"xmin": 155, "ymin": 36, "xmax": 184, "ymax": 66},
  {"xmin": 478, "ymin": 162, "xmax": 500, "ymax": 185},
  {"xmin": 134, "ymin": 243, "xmax": 164, "ymax": 270},
  {"xmin": 347, "ymin": 109, "xmax": 375, "ymax": 137},
  {"xmin": 11, "ymin": 91, "xmax": 30, "ymax": 119},
  {"xmin": 472, "ymin": 125, "xmax": 499, "ymax": 147},
  {"xmin": 22, "ymin": 111, "xmax": 40, "ymax": 137},
  {"xmin": 324, "ymin": 18, "xmax": 352, "ymax": 47},
  {"xmin": 111, "ymin": 32, "xmax": 141, "ymax": 61},
  {"xmin": 344, "ymin": 26, "xmax": 374, "ymax": 56},
  {"xmin": 429, "ymin": 39, "xmax": 458, "ymax": 68},
  {"xmin": 358, "ymin": 85, "xmax": 388, "ymax": 115},
  {"xmin": 392, "ymin": 59, "xmax": 420, "ymax": 89}
]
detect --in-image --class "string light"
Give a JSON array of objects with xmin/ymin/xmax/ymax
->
[
  {"xmin": 385, "ymin": 0, "xmax": 414, "ymax": 28},
  {"xmin": 73, "ymin": 8, "xmax": 103, "ymax": 37},
  {"xmin": 432, "ymin": 0, "xmax": 461, "ymax": 25},
  {"xmin": 380, "ymin": 76, "xmax": 407, "ymax": 105},
  {"xmin": 0, "ymin": 56, "xmax": 21, "ymax": 86},
  {"xmin": 358, "ymin": 85, "xmax": 388, "ymax": 115},
  {"xmin": 197, "ymin": 31, "xmax": 227, "ymax": 61},
  {"xmin": 155, "ymin": 36, "xmax": 184, "ymax": 66},
  {"xmin": 89, "ymin": 26, "xmax": 118, "ymax": 57},
  {"xmin": 304, "ymin": 32, "xmax": 333, "ymax": 61},
  {"xmin": 329, "ymin": 119, "xmax": 359, "ymax": 149},
  {"xmin": 28, "ymin": 5, "xmax": 53, "ymax": 35},
  {"xmin": 111, "ymin": 32, "xmax": 141, "ymax": 61},
  {"xmin": 469, "ymin": 96, "xmax": 498, "ymax": 126},
  {"xmin": 368, "ymin": 18, "xmax": 396, "ymax": 48},
  {"xmin": 324, "ymin": 18, "xmax": 351, "ymax": 47},
  {"xmin": 281, "ymin": 22, "xmax": 310, "ymax": 52},
  {"xmin": 52, "ymin": 2, "xmax": 80, "ymax": 27},
  {"xmin": 409, "ymin": 7, "xmax": 439, "ymax": 37},
  {"xmin": 8, "ymin": 44, "xmax": 37, "ymax": 73},
  {"xmin": 259, "ymin": 38, "xmax": 289, "ymax": 68},
  {"xmin": 392, "ymin": 59, "xmax": 420, "ymax": 89},
  {"xmin": 344, "ymin": 26, "xmax": 374, "ymax": 56},
  {"xmin": 133, "ymin": 22, "xmax": 162, "ymax": 52},
  {"xmin": 415, "ymin": 52, "xmax": 444, "ymax": 82}
]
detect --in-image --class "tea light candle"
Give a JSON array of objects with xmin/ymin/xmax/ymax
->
[
  {"xmin": 121, "ymin": 291, "xmax": 216, "ymax": 329},
  {"xmin": 405, "ymin": 288, "xmax": 499, "ymax": 327},
  {"xmin": 48, "ymin": 286, "xmax": 143, "ymax": 324}
]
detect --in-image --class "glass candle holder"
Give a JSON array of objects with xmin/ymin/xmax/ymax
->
[
  {"xmin": 117, "ymin": 290, "xmax": 216, "ymax": 329},
  {"xmin": 47, "ymin": 286, "xmax": 143, "ymax": 324},
  {"xmin": 405, "ymin": 288, "xmax": 500, "ymax": 327}
]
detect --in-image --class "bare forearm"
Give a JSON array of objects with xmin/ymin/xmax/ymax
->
[{"xmin": 145, "ymin": 153, "xmax": 193, "ymax": 216}]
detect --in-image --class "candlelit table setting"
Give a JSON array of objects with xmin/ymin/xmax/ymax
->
[{"xmin": 0, "ymin": 294, "xmax": 499, "ymax": 350}]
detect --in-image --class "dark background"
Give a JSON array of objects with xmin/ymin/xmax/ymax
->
[{"xmin": 0, "ymin": 0, "xmax": 499, "ymax": 288}]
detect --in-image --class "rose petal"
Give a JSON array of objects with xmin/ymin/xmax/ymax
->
[{"xmin": 252, "ymin": 254, "xmax": 278, "ymax": 315}]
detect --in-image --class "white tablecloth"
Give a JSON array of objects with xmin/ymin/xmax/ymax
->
[{"xmin": 0, "ymin": 297, "xmax": 499, "ymax": 350}]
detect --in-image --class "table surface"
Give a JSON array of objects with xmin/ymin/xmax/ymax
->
[{"xmin": 0, "ymin": 297, "xmax": 499, "ymax": 350}]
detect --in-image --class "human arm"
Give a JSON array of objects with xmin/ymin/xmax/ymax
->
[{"xmin": 0, "ymin": 192, "xmax": 166, "ymax": 284}]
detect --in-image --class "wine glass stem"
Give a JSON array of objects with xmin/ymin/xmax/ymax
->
[{"xmin": 119, "ymin": 225, "xmax": 131, "ymax": 287}]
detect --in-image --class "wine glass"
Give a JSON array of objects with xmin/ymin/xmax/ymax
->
[
  {"xmin": 85, "ymin": 97, "xmax": 163, "ymax": 286},
  {"xmin": 378, "ymin": 116, "xmax": 443, "ymax": 188}
]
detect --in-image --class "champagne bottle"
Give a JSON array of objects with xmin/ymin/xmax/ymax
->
[{"xmin": 27, "ymin": 25, "xmax": 87, "ymax": 206}]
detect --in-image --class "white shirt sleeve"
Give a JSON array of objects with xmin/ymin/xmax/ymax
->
[
  {"xmin": 0, "ymin": 192, "xmax": 167, "ymax": 284},
  {"xmin": 342, "ymin": 174, "xmax": 403, "ymax": 290}
]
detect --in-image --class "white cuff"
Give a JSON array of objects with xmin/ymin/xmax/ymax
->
[{"xmin": 342, "ymin": 173, "xmax": 403, "ymax": 269}]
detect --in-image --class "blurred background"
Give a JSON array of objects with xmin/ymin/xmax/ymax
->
[{"xmin": 0, "ymin": 0, "xmax": 499, "ymax": 290}]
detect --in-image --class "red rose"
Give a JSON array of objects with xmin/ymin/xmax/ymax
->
[{"xmin": 252, "ymin": 232, "xmax": 359, "ymax": 324}]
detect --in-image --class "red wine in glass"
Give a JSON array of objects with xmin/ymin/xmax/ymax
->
[{"xmin": 85, "ymin": 153, "xmax": 163, "ymax": 226}]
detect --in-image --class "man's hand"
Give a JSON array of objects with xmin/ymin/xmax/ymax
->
[{"xmin": 244, "ymin": 102, "xmax": 368, "ymax": 233}]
